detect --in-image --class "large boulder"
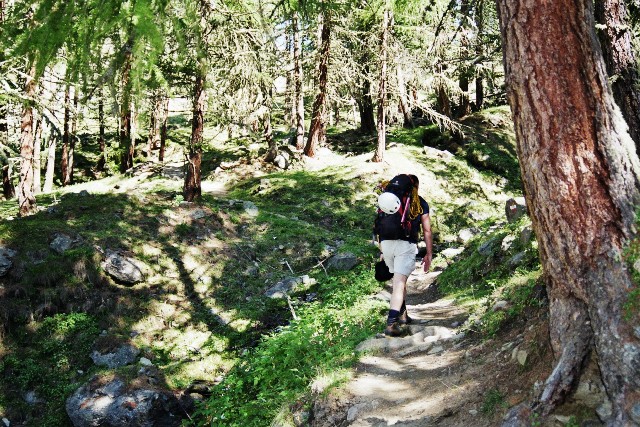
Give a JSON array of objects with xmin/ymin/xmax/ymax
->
[
  {"xmin": 0, "ymin": 247, "xmax": 17, "ymax": 277},
  {"xmin": 66, "ymin": 375, "xmax": 184, "ymax": 427},
  {"xmin": 327, "ymin": 253, "xmax": 358, "ymax": 271},
  {"xmin": 101, "ymin": 251, "xmax": 147, "ymax": 284}
]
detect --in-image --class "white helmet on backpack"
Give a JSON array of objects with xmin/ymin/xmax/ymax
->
[{"xmin": 378, "ymin": 192, "xmax": 401, "ymax": 214}]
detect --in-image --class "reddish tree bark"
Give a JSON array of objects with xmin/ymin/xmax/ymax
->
[
  {"xmin": 159, "ymin": 97, "xmax": 168, "ymax": 162},
  {"xmin": 497, "ymin": 0, "xmax": 640, "ymax": 424},
  {"xmin": 595, "ymin": 0, "xmax": 640, "ymax": 152},
  {"xmin": 184, "ymin": 64, "xmax": 205, "ymax": 202},
  {"xmin": 305, "ymin": 14, "xmax": 331, "ymax": 158},
  {"xmin": 17, "ymin": 64, "xmax": 37, "ymax": 216}
]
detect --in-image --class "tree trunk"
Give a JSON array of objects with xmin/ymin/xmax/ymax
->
[
  {"xmin": 120, "ymin": 51, "xmax": 133, "ymax": 173},
  {"xmin": 61, "ymin": 84, "xmax": 70, "ymax": 185},
  {"xmin": 67, "ymin": 88, "xmax": 78, "ymax": 184},
  {"xmin": 396, "ymin": 66, "xmax": 414, "ymax": 128},
  {"xmin": 32, "ymin": 111, "xmax": 42, "ymax": 194},
  {"xmin": 436, "ymin": 81, "xmax": 452, "ymax": 118},
  {"xmin": 159, "ymin": 96, "xmax": 168, "ymax": 162},
  {"xmin": 497, "ymin": 1, "xmax": 640, "ymax": 424},
  {"xmin": 304, "ymin": 14, "xmax": 331, "ymax": 158},
  {"xmin": 293, "ymin": 11, "xmax": 305, "ymax": 151},
  {"xmin": 595, "ymin": 0, "xmax": 640, "ymax": 152},
  {"xmin": 43, "ymin": 127, "xmax": 56, "ymax": 193},
  {"xmin": 357, "ymin": 69, "xmax": 376, "ymax": 134},
  {"xmin": 372, "ymin": 8, "xmax": 392, "ymax": 163},
  {"xmin": 474, "ymin": 0, "xmax": 484, "ymax": 111},
  {"xmin": 96, "ymin": 88, "xmax": 106, "ymax": 171},
  {"xmin": 148, "ymin": 92, "xmax": 162, "ymax": 159},
  {"xmin": 184, "ymin": 62, "xmax": 205, "ymax": 202},
  {"xmin": 457, "ymin": 0, "xmax": 472, "ymax": 118},
  {"xmin": 17, "ymin": 63, "xmax": 37, "ymax": 216}
]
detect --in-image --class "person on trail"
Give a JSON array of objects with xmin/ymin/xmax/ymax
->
[{"xmin": 374, "ymin": 174, "xmax": 433, "ymax": 337}]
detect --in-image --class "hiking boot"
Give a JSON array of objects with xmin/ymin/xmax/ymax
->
[
  {"xmin": 398, "ymin": 311, "xmax": 413, "ymax": 325},
  {"xmin": 384, "ymin": 322, "xmax": 402, "ymax": 337}
]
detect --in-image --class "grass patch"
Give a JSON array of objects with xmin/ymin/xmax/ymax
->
[{"xmin": 481, "ymin": 388, "xmax": 506, "ymax": 415}]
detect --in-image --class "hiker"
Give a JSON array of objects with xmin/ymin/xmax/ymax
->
[{"xmin": 374, "ymin": 174, "xmax": 433, "ymax": 337}]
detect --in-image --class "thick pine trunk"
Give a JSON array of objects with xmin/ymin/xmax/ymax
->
[
  {"xmin": 357, "ymin": 70, "xmax": 376, "ymax": 134},
  {"xmin": 120, "ymin": 52, "xmax": 134, "ymax": 173},
  {"xmin": 396, "ymin": 66, "xmax": 414, "ymax": 128},
  {"xmin": 372, "ymin": 8, "xmax": 391, "ymax": 163},
  {"xmin": 17, "ymin": 64, "xmax": 37, "ymax": 216},
  {"xmin": 184, "ymin": 64, "xmax": 205, "ymax": 202},
  {"xmin": 594, "ymin": 0, "xmax": 640, "ymax": 152},
  {"xmin": 304, "ymin": 14, "xmax": 331, "ymax": 158},
  {"xmin": 147, "ymin": 92, "xmax": 162, "ymax": 159},
  {"xmin": 61, "ymin": 84, "xmax": 70, "ymax": 185},
  {"xmin": 474, "ymin": 0, "xmax": 484, "ymax": 112},
  {"xmin": 293, "ymin": 12, "xmax": 305, "ymax": 151},
  {"xmin": 497, "ymin": 1, "xmax": 640, "ymax": 424}
]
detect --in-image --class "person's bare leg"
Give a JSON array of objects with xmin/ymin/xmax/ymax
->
[{"xmin": 390, "ymin": 273, "xmax": 408, "ymax": 311}]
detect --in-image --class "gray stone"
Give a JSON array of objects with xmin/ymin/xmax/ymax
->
[
  {"xmin": 515, "ymin": 350, "xmax": 528, "ymax": 366},
  {"xmin": 66, "ymin": 376, "xmax": 184, "ymax": 427},
  {"xmin": 91, "ymin": 343, "xmax": 140, "ymax": 368},
  {"xmin": 505, "ymin": 198, "xmax": 527, "ymax": 223},
  {"xmin": 0, "ymin": 247, "xmax": 16, "ymax": 277},
  {"xmin": 327, "ymin": 253, "xmax": 358, "ymax": 271},
  {"xmin": 631, "ymin": 403, "xmax": 640, "ymax": 424},
  {"xmin": 457, "ymin": 229, "xmax": 476, "ymax": 245},
  {"xmin": 50, "ymin": 233, "xmax": 75, "ymax": 254},
  {"xmin": 441, "ymin": 247, "xmax": 464, "ymax": 259},
  {"xmin": 519, "ymin": 226, "xmax": 533, "ymax": 246},
  {"xmin": 508, "ymin": 252, "xmax": 526, "ymax": 267},
  {"xmin": 634, "ymin": 326, "xmax": 640, "ymax": 340},
  {"xmin": 2, "ymin": 417, "xmax": 9, "ymax": 427},
  {"xmin": 78, "ymin": 190, "xmax": 91, "ymax": 197},
  {"xmin": 101, "ymin": 251, "xmax": 146, "ymax": 284},
  {"xmin": 264, "ymin": 277, "xmax": 304, "ymax": 299},
  {"xmin": 190, "ymin": 209, "xmax": 207, "ymax": 220},
  {"xmin": 243, "ymin": 201, "xmax": 259, "ymax": 217},
  {"xmin": 273, "ymin": 154, "xmax": 288, "ymax": 169},
  {"xmin": 573, "ymin": 378, "xmax": 606, "ymax": 408},
  {"xmin": 23, "ymin": 390, "xmax": 43, "ymax": 405},
  {"xmin": 596, "ymin": 400, "xmax": 613, "ymax": 423},
  {"xmin": 492, "ymin": 301, "xmax": 509, "ymax": 312},
  {"xmin": 478, "ymin": 237, "xmax": 501, "ymax": 257},
  {"xmin": 139, "ymin": 357, "xmax": 153, "ymax": 367},
  {"xmin": 501, "ymin": 235, "xmax": 517, "ymax": 252}
]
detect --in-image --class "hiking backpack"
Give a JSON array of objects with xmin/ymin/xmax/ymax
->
[{"xmin": 374, "ymin": 174, "xmax": 418, "ymax": 241}]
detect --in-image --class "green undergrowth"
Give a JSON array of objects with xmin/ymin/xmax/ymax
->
[
  {"xmin": 191, "ymin": 267, "xmax": 385, "ymax": 426},
  {"xmin": 435, "ymin": 217, "xmax": 544, "ymax": 337}
]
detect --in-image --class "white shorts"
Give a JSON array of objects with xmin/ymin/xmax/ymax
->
[{"xmin": 380, "ymin": 240, "xmax": 418, "ymax": 276}]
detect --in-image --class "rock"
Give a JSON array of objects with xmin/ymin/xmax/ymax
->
[
  {"xmin": 101, "ymin": 251, "xmax": 146, "ymax": 284},
  {"xmin": 327, "ymin": 253, "xmax": 358, "ymax": 271},
  {"xmin": 478, "ymin": 237, "xmax": 501, "ymax": 257},
  {"xmin": 573, "ymin": 378, "xmax": 607, "ymax": 408},
  {"xmin": 428, "ymin": 345, "xmax": 444, "ymax": 355},
  {"xmin": 91, "ymin": 342, "xmax": 140, "ymax": 368},
  {"xmin": 50, "ymin": 233, "xmax": 75, "ymax": 254},
  {"xmin": 0, "ymin": 247, "xmax": 16, "ymax": 277},
  {"xmin": 508, "ymin": 252, "xmax": 526, "ymax": 267},
  {"xmin": 441, "ymin": 247, "xmax": 464, "ymax": 259},
  {"xmin": 243, "ymin": 201, "xmax": 259, "ymax": 217},
  {"xmin": 66, "ymin": 376, "xmax": 184, "ymax": 427},
  {"xmin": 264, "ymin": 277, "xmax": 304, "ymax": 299},
  {"xmin": 1, "ymin": 418, "xmax": 9, "ymax": 427},
  {"xmin": 457, "ymin": 229, "xmax": 476, "ymax": 245},
  {"xmin": 78, "ymin": 190, "xmax": 91, "ymax": 197},
  {"xmin": 501, "ymin": 235, "xmax": 517, "ymax": 252},
  {"xmin": 273, "ymin": 154, "xmax": 289, "ymax": 169},
  {"xmin": 23, "ymin": 390, "xmax": 43, "ymax": 405},
  {"xmin": 492, "ymin": 301, "xmax": 509, "ymax": 312},
  {"xmin": 190, "ymin": 209, "xmax": 207, "ymax": 220},
  {"xmin": 139, "ymin": 357, "xmax": 153, "ymax": 366},
  {"xmin": 630, "ymin": 403, "xmax": 640, "ymax": 424},
  {"xmin": 519, "ymin": 226, "xmax": 533, "ymax": 246},
  {"xmin": 515, "ymin": 350, "xmax": 528, "ymax": 366},
  {"xmin": 505, "ymin": 198, "xmax": 527, "ymax": 223},
  {"xmin": 596, "ymin": 400, "xmax": 613, "ymax": 423},
  {"xmin": 634, "ymin": 326, "xmax": 640, "ymax": 340}
]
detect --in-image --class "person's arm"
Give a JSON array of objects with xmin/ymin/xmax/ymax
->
[{"xmin": 420, "ymin": 213, "xmax": 433, "ymax": 272}]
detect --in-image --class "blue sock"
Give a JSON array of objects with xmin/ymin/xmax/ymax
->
[{"xmin": 387, "ymin": 309, "xmax": 401, "ymax": 325}]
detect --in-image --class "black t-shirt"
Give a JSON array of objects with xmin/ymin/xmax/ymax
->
[{"xmin": 407, "ymin": 196, "xmax": 430, "ymax": 243}]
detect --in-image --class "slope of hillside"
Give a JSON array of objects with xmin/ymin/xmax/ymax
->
[{"xmin": 0, "ymin": 108, "xmax": 606, "ymax": 427}]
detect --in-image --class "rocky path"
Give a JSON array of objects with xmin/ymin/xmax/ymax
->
[{"xmin": 311, "ymin": 263, "xmax": 501, "ymax": 427}]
